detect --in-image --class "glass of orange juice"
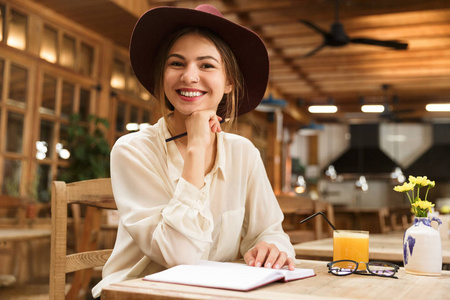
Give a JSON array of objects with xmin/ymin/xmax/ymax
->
[{"xmin": 333, "ymin": 230, "xmax": 369, "ymax": 270}]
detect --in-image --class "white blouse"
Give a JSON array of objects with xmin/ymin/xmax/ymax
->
[{"xmin": 92, "ymin": 117, "xmax": 295, "ymax": 297}]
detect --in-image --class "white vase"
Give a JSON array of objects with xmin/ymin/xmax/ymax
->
[{"xmin": 403, "ymin": 217, "xmax": 442, "ymax": 275}]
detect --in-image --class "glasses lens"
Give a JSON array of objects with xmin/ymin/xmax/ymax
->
[
  {"xmin": 329, "ymin": 261, "xmax": 358, "ymax": 275},
  {"xmin": 367, "ymin": 262, "xmax": 397, "ymax": 277}
]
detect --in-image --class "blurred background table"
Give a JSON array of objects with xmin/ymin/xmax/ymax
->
[
  {"xmin": 0, "ymin": 229, "xmax": 51, "ymax": 242},
  {"xmin": 294, "ymin": 231, "xmax": 450, "ymax": 264},
  {"xmin": 0, "ymin": 228, "xmax": 51, "ymax": 285}
]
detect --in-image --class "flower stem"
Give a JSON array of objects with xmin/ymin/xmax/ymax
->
[
  {"xmin": 424, "ymin": 186, "xmax": 430, "ymax": 201},
  {"xmin": 406, "ymin": 192, "xmax": 413, "ymax": 205}
]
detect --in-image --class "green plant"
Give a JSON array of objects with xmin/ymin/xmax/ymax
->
[
  {"xmin": 59, "ymin": 114, "xmax": 110, "ymax": 182},
  {"xmin": 4, "ymin": 176, "xmax": 20, "ymax": 197}
]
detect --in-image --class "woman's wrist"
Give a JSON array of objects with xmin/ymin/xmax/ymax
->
[{"xmin": 182, "ymin": 146, "xmax": 207, "ymax": 188}]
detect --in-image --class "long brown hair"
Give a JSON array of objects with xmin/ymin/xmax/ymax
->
[{"xmin": 153, "ymin": 27, "xmax": 244, "ymax": 132}]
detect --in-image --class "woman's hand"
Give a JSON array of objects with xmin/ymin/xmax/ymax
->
[
  {"xmin": 244, "ymin": 241, "xmax": 295, "ymax": 270},
  {"xmin": 185, "ymin": 110, "xmax": 222, "ymax": 148},
  {"xmin": 181, "ymin": 110, "xmax": 222, "ymax": 189}
]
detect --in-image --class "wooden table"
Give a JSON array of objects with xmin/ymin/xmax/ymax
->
[
  {"xmin": 294, "ymin": 231, "xmax": 450, "ymax": 264},
  {"xmin": 0, "ymin": 229, "xmax": 51, "ymax": 242},
  {"xmin": 101, "ymin": 260, "xmax": 450, "ymax": 300},
  {"xmin": 0, "ymin": 228, "xmax": 51, "ymax": 284}
]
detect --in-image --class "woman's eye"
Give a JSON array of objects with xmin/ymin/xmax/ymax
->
[
  {"xmin": 169, "ymin": 61, "xmax": 183, "ymax": 67},
  {"xmin": 202, "ymin": 63, "xmax": 215, "ymax": 69}
]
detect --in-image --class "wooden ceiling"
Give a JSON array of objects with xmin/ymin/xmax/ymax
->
[{"xmin": 33, "ymin": 0, "xmax": 450, "ymax": 124}]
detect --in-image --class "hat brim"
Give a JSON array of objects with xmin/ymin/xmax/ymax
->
[{"xmin": 130, "ymin": 6, "xmax": 269, "ymax": 117}]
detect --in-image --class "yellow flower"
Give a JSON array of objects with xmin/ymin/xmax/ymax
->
[
  {"xmin": 393, "ymin": 182, "xmax": 414, "ymax": 192},
  {"xmin": 394, "ymin": 175, "xmax": 436, "ymax": 217},
  {"xmin": 412, "ymin": 199, "xmax": 435, "ymax": 210},
  {"xmin": 409, "ymin": 175, "xmax": 430, "ymax": 187}
]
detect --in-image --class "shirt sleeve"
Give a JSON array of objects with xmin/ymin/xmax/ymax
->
[
  {"xmin": 239, "ymin": 147, "xmax": 296, "ymax": 258},
  {"xmin": 110, "ymin": 141, "xmax": 214, "ymax": 268}
]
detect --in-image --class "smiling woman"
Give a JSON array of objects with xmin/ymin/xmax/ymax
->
[{"xmin": 91, "ymin": 4, "xmax": 295, "ymax": 298}]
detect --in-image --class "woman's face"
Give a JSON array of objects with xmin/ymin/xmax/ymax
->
[{"xmin": 164, "ymin": 33, "xmax": 232, "ymax": 117}]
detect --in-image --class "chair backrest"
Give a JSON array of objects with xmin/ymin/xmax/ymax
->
[
  {"xmin": 49, "ymin": 178, "xmax": 116, "ymax": 300},
  {"xmin": 277, "ymin": 194, "xmax": 335, "ymax": 243}
]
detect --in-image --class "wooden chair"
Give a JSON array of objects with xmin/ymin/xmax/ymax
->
[
  {"xmin": 277, "ymin": 195, "xmax": 335, "ymax": 244},
  {"xmin": 49, "ymin": 178, "xmax": 116, "ymax": 300}
]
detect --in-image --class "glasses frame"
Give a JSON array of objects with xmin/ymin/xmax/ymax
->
[{"xmin": 327, "ymin": 260, "xmax": 400, "ymax": 279}]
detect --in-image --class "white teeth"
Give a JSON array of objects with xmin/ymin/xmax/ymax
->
[{"xmin": 179, "ymin": 90, "xmax": 203, "ymax": 97}]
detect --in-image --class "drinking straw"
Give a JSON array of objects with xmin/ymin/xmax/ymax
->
[{"xmin": 300, "ymin": 212, "xmax": 337, "ymax": 231}]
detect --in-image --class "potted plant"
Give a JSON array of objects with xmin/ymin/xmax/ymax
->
[{"xmin": 394, "ymin": 176, "xmax": 442, "ymax": 275}]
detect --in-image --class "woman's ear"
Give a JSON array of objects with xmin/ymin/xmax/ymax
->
[{"xmin": 224, "ymin": 81, "xmax": 233, "ymax": 94}]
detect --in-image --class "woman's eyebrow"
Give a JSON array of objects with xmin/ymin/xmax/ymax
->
[
  {"xmin": 167, "ymin": 53, "xmax": 219, "ymax": 63},
  {"xmin": 167, "ymin": 53, "xmax": 185, "ymax": 60},
  {"xmin": 197, "ymin": 55, "xmax": 219, "ymax": 63}
]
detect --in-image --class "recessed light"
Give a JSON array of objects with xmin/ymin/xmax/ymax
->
[
  {"xmin": 426, "ymin": 104, "xmax": 450, "ymax": 112},
  {"xmin": 308, "ymin": 105, "xmax": 338, "ymax": 113},
  {"xmin": 361, "ymin": 105, "xmax": 385, "ymax": 113}
]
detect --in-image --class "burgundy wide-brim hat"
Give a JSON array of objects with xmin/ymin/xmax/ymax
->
[{"xmin": 129, "ymin": 4, "xmax": 269, "ymax": 117}]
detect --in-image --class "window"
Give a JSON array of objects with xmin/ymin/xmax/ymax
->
[
  {"xmin": 40, "ymin": 25, "xmax": 58, "ymax": 63},
  {"xmin": 115, "ymin": 101, "xmax": 126, "ymax": 132},
  {"xmin": 61, "ymin": 34, "xmax": 76, "ymax": 69},
  {"xmin": 2, "ymin": 159, "xmax": 21, "ymax": 195},
  {"xmin": 61, "ymin": 81, "xmax": 75, "ymax": 118},
  {"xmin": 41, "ymin": 74, "xmax": 57, "ymax": 113},
  {"xmin": 127, "ymin": 66, "xmax": 139, "ymax": 95},
  {"xmin": 6, "ymin": 111, "xmax": 24, "ymax": 154},
  {"xmin": 8, "ymin": 63, "xmax": 28, "ymax": 106},
  {"xmin": 111, "ymin": 58, "xmax": 126, "ymax": 90},
  {"xmin": 0, "ymin": 3, "xmax": 103, "ymax": 206},
  {"xmin": 79, "ymin": 88, "xmax": 91, "ymax": 122},
  {"xmin": 79, "ymin": 42, "xmax": 94, "ymax": 76},
  {"xmin": 58, "ymin": 123, "xmax": 69, "ymax": 161},
  {"xmin": 7, "ymin": 10, "xmax": 27, "ymax": 50},
  {"xmin": 0, "ymin": 4, "xmax": 4, "ymax": 42},
  {"xmin": 38, "ymin": 119, "xmax": 54, "ymax": 159},
  {"xmin": 36, "ymin": 164, "xmax": 51, "ymax": 201},
  {"xmin": 110, "ymin": 56, "xmax": 150, "ymax": 100},
  {"xmin": 39, "ymin": 22, "xmax": 96, "ymax": 76}
]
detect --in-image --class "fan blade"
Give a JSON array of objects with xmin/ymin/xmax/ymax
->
[
  {"xmin": 351, "ymin": 38, "xmax": 408, "ymax": 50},
  {"xmin": 299, "ymin": 20, "xmax": 328, "ymax": 35},
  {"xmin": 303, "ymin": 43, "xmax": 326, "ymax": 58}
]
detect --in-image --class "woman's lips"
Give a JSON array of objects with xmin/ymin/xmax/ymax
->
[{"xmin": 177, "ymin": 89, "xmax": 206, "ymax": 101}]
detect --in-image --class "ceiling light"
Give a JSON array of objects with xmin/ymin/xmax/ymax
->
[
  {"xmin": 361, "ymin": 105, "xmax": 385, "ymax": 113},
  {"xmin": 426, "ymin": 103, "xmax": 450, "ymax": 112},
  {"xmin": 308, "ymin": 105, "xmax": 337, "ymax": 113}
]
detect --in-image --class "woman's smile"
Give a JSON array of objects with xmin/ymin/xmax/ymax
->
[{"xmin": 177, "ymin": 89, "xmax": 206, "ymax": 101}]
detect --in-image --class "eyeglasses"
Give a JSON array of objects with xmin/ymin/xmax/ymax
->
[{"xmin": 327, "ymin": 260, "xmax": 399, "ymax": 279}]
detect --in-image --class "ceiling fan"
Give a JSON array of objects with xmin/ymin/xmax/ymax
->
[{"xmin": 299, "ymin": 0, "xmax": 409, "ymax": 57}]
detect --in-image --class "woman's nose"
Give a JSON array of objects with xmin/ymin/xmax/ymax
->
[{"xmin": 181, "ymin": 65, "xmax": 199, "ymax": 83}]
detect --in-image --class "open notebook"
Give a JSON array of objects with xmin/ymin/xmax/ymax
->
[{"xmin": 143, "ymin": 260, "xmax": 315, "ymax": 291}]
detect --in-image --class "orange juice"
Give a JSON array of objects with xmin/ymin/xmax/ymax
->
[{"xmin": 333, "ymin": 230, "xmax": 369, "ymax": 270}]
